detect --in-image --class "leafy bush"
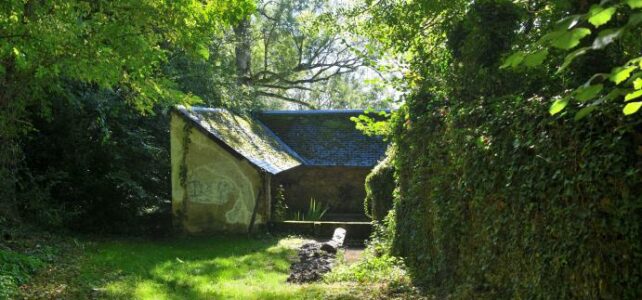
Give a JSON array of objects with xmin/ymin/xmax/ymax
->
[
  {"xmin": 20, "ymin": 86, "xmax": 172, "ymax": 233},
  {"xmin": 364, "ymin": 150, "xmax": 395, "ymax": 221},
  {"xmin": 325, "ymin": 213, "xmax": 418, "ymax": 297},
  {"xmin": 367, "ymin": 209, "xmax": 397, "ymax": 257},
  {"xmin": 0, "ymin": 249, "xmax": 44, "ymax": 299}
]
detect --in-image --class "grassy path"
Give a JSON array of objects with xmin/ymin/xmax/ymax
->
[{"xmin": 18, "ymin": 235, "xmax": 412, "ymax": 299}]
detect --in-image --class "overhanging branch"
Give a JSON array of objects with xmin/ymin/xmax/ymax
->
[{"xmin": 256, "ymin": 91, "xmax": 317, "ymax": 109}]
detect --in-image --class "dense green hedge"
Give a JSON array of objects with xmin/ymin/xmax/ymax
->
[
  {"xmin": 364, "ymin": 151, "xmax": 395, "ymax": 221},
  {"xmin": 390, "ymin": 91, "xmax": 642, "ymax": 298}
]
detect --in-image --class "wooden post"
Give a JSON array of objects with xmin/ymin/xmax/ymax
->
[
  {"xmin": 265, "ymin": 174, "xmax": 271, "ymax": 221},
  {"xmin": 247, "ymin": 172, "xmax": 265, "ymax": 234}
]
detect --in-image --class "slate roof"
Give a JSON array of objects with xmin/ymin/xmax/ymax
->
[
  {"xmin": 175, "ymin": 106, "xmax": 303, "ymax": 174},
  {"xmin": 256, "ymin": 110, "xmax": 388, "ymax": 167},
  {"xmin": 175, "ymin": 106, "xmax": 389, "ymax": 172}
]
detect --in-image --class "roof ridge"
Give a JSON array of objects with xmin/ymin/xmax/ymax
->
[
  {"xmin": 177, "ymin": 105, "xmax": 228, "ymax": 113},
  {"xmin": 259, "ymin": 109, "xmax": 390, "ymax": 115}
]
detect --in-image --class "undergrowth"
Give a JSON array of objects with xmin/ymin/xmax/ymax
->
[
  {"xmin": 0, "ymin": 249, "xmax": 44, "ymax": 299},
  {"xmin": 325, "ymin": 209, "xmax": 423, "ymax": 298}
]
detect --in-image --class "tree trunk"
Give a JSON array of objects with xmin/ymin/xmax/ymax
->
[
  {"xmin": 0, "ymin": 136, "xmax": 20, "ymax": 223},
  {"xmin": 234, "ymin": 17, "xmax": 252, "ymax": 86}
]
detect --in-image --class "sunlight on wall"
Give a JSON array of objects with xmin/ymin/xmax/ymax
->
[{"xmin": 170, "ymin": 114, "xmax": 264, "ymax": 233}]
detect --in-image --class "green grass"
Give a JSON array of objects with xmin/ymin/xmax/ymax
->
[
  {"xmin": 17, "ymin": 235, "xmax": 420, "ymax": 299},
  {"xmin": 69, "ymin": 236, "xmax": 334, "ymax": 299},
  {"xmin": 22, "ymin": 235, "xmax": 389, "ymax": 300}
]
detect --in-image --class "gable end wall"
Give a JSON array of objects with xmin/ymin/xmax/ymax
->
[{"xmin": 170, "ymin": 112, "xmax": 267, "ymax": 234}]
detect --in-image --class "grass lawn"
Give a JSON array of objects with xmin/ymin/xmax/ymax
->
[{"xmin": 19, "ymin": 235, "xmax": 404, "ymax": 300}]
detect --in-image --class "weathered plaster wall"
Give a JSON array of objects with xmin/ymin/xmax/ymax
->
[
  {"xmin": 171, "ymin": 113, "xmax": 267, "ymax": 234},
  {"xmin": 272, "ymin": 166, "xmax": 370, "ymax": 216}
]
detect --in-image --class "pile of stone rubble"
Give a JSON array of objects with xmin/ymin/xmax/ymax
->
[
  {"xmin": 286, "ymin": 242, "xmax": 336, "ymax": 283},
  {"xmin": 286, "ymin": 228, "xmax": 346, "ymax": 283}
]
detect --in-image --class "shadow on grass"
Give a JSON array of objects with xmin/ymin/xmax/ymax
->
[{"xmin": 76, "ymin": 236, "xmax": 330, "ymax": 300}]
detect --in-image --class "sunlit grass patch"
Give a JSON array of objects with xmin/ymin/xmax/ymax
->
[
  {"xmin": 74, "ymin": 235, "xmax": 333, "ymax": 299},
  {"xmin": 20, "ymin": 234, "xmax": 421, "ymax": 299}
]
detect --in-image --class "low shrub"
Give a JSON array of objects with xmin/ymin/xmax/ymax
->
[
  {"xmin": 364, "ymin": 150, "xmax": 395, "ymax": 221},
  {"xmin": 0, "ymin": 249, "xmax": 44, "ymax": 299}
]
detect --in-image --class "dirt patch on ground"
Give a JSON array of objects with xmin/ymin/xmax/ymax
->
[{"xmin": 342, "ymin": 246, "xmax": 365, "ymax": 265}]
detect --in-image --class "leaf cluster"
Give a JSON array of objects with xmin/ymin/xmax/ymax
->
[{"xmin": 502, "ymin": 0, "xmax": 642, "ymax": 118}]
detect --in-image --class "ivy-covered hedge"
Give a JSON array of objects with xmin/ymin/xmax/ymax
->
[
  {"xmin": 364, "ymin": 151, "xmax": 395, "ymax": 221},
  {"xmin": 390, "ymin": 91, "xmax": 642, "ymax": 298}
]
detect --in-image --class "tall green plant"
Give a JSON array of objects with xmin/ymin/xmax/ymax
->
[
  {"xmin": 306, "ymin": 198, "xmax": 329, "ymax": 221},
  {"xmin": 292, "ymin": 198, "xmax": 329, "ymax": 221}
]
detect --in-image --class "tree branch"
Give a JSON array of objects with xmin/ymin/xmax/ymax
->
[
  {"xmin": 256, "ymin": 83, "xmax": 313, "ymax": 91},
  {"xmin": 256, "ymin": 91, "xmax": 317, "ymax": 109}
]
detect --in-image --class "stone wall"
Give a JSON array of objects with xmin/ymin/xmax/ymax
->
[
  {"xmin": 170, "ymin": 112, "xmax": 268, "ymax": 233},
  {"xmin": 272, "ymin": 166, "xmax": 370, "ymax": 217}
]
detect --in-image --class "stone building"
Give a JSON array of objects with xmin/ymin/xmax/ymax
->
[{"xmin": 170, "ymin": 106, "xmax": 387, "ymax": 234}]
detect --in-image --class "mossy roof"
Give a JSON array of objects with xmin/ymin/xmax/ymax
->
[
  {"xmin": 175, "ymin": 106, "xmax": 303, "ymax": 174},
  {"xmin": 256, "ymin": 110, "xmax": 388, "ymax": 167},
  {"xmin": 176, "ymin": 107, "xmax": 389, "ymax": 172}
]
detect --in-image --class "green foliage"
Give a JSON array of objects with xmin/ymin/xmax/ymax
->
[
  {"xmin": 306, "ymin": 198, "xmax": 329, "ymax": 221},
  {"xmin": 366, "ymin": 0, "xmax": 642, "ymax": 298},
  {"xmin": 325, "ymin": 251, "xmax": 406, "ymax": 285},
  {"xmin": 292, "ymin": 211, "xmax": 305, "ymax": 221},
  {"xmin": 0, "ymin": 0, "xmax": 255, "ymax": 229},
  {"xmin": 364, "ymin": 151, "xmax": 395, "ymax": 221},
  {"xmin": 325, "ymin": 210, "xmax": 418, "ymax": 297},
  {"xmin": 0, "ymin": 0, "xmax": 254, "ymax": 132},
  {"xmin": 272, "ymin": 184, "xmax": 288, "ymax": 221},
  {"xmin": 0, "ymin": 249, "xmax": 44, "ymax": 298},
  {"xmin": 350, "ymin": 110, "xmax": 392, "ymax": 138},
  {"xmin": 502, "ymin": 0, "xmax": 642, "ymax": 118},
  {"xmin": 292, "ymin": 198, "xmax": 329, "ymax": 221},
  {"xmin": 391, "ymin": 90, "xmax": 641, "ymax": 298},
  {"xmin": 20, "ymin": 86, "xmax": 173, "ymax": 233},
  {"xmin": 367, "ymin": 209, "xmax": 397, "ymax": 257}
]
